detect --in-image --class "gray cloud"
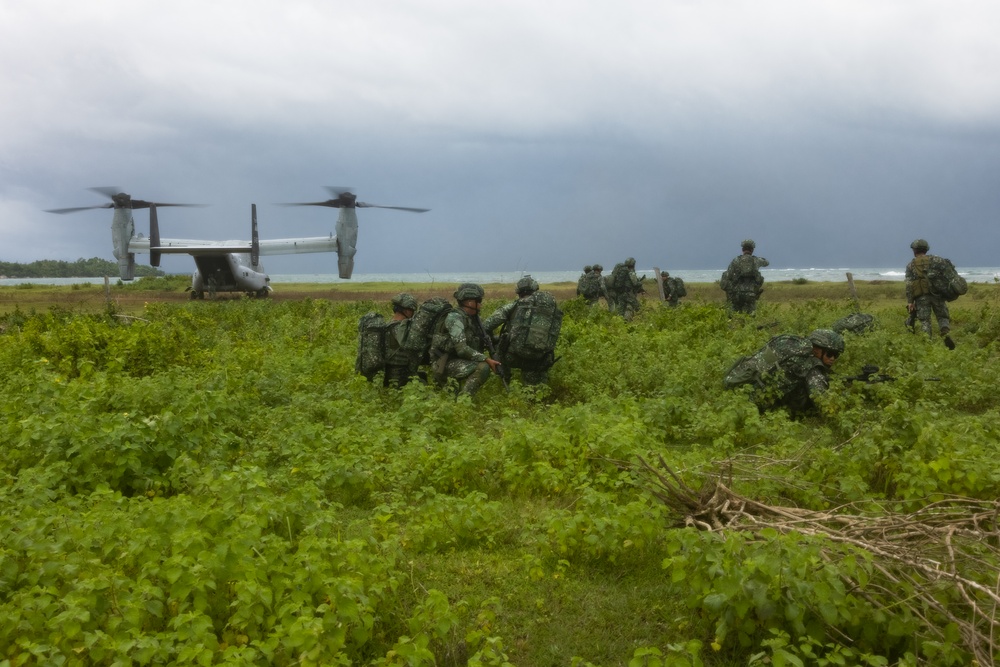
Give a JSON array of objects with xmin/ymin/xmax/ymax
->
[{"xmin": 3, "ymin": 1, "xmax": 999, "ymax": 277}]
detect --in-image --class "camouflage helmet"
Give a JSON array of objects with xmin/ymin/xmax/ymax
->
[
  {"xmin": 584, "ymin": 265, "xmax": 592, "ymax": 273},
  {"xmin": 910, "ymin": 238, "xmax": 930, "ymax": 252},
  {"xmin": 454, "ymin": 283, "xmax": 485, "ymax": 302},
  {"xmin": 592, "ymin": 263, "xmax": 603, "ymax": 271},
  {"xmin": 741, "ymin": 239, "xmax": 756, "ymax": 250},
  {"xmin": 625, "ymin": 257, "xmax": 636, "ymax": 267},
  {"xmin": 516, "ymin": 275, "xmax": 539, "ymax": 295},
  {"xmin": 660, "ymin": 270, "xmax": 670, "ymax": 278},
  {"xmin": 391, "ymin": 292, "xmax": 418, "ymax": 311},
  {"xmin": 809, "ymin": 329, "xmax": 845, "ymax": 355}
]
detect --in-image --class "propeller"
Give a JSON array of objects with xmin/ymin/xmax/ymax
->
[
  {"xmin": 46, "ymin": 187, "xmax": 204, "ymax": 213},
  {"xmin": 277, "ymin": 186, "xmax": 430, "ymax": 213}
]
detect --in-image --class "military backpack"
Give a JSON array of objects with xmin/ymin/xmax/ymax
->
[
  {"xmin": 726, "ymin": 255, "xmax": 764, "ymax": 289},
  {"xmin": 723, "ymin": 334, "xmax": 813, "ymax": 390},
  {"xmin": 356, "ymin": 312, "xmax": 388, "ymax": 381},
  {"xmin": 926, "ymin": 256, "xmax": 968, "ymax": 302},
  {"xmin": 578, "ymin": 272, "xmax": 602, "ymax": 300},
  {"xmin": 609, "ymin": 263, "xmax": 632, "ymax": 294},
  {"xmin": 399, "ymin": 297, "xmax": 454, "ymax": 366},
  {"xmin": 667, "ymin": 276, "xmax": 686, "ymax": 298},
  {"xmin": 502, "ymin": 291, "xmax": 562, "ymax": 365},
  {"xmin": 831, "ymin": 312, "xmax": 875, "ymax": 335}
]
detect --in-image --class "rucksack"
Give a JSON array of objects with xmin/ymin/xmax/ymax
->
[
  {"xmin": 723, "ymin": 335, "xmax": 812, "ymax": 390},
  {"xmin": 610, "ymin": 263, "xmax": 633, "ymax": 294},
  {"xmin": 578, "ymin": 273, "xmax": 602, "ymax": 300},
  {"xmin": 399, "ymin": 297, "xmax": 454, "ymax": 365},
  {"xmin": 503, "ymin": 291, "xmax": 562, "ymax": 364},
  {"xmin": 668, "ymin": 277, "xmax": 686, "ymax": 298},
  {"xmin": 356, "ymin": 312, "xmax": 388, "ymax": 380},
  {"xmin": 926, "ymin": 257, "xmax": 968, "ymax": 302},
  {"xmin": 727, "ymin": 255, "xmax": 764, "ymax": 287},
  {"xmin": 832, "ymin": 312, "xmax": 875, "ymax": 335}
]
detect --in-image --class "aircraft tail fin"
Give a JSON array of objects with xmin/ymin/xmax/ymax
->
[
  {"xmin": 149, "ymin": 205, "xmax": 161, "ymax": 267},
  {"xmin": 251, "ymin": 204, "xmax": 260, "ymax": 268}
]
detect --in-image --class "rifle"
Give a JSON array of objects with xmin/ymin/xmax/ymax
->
[
  {"xmin": 842, "ymin": 364, "xmax": 942, "ymax": 384},
  {"xmin": 843, "ymin": 364, "xmax": 896, "ymax": 384},
  {"xmin": 475, "ymin": 316, "xmax": 509, "ymax": 390},
  {"xmin": 905, "ymin": 308, "xmax": 917, "ymax": 332}
]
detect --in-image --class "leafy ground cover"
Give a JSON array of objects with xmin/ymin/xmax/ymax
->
[{"xmin": 1, "ymin": 285, "xmax": 999, "ymax": 665}]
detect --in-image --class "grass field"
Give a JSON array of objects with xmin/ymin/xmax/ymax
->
[
  {"xmin": 2, "ymin": 279, "xmax": 999, "ymax": 665},
  {"xmin": 0, "ymin": 274, "xmax": 944, "ymax": 315}
]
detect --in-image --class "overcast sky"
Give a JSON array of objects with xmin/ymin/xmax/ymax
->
[{"xmin": 2, "ymin": 1, "xmax": 999, "ymax": 276}]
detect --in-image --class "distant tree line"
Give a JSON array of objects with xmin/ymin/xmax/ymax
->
[{"xmin": 0, "ymin": 257, "xmax": 166, "ymax": 278}]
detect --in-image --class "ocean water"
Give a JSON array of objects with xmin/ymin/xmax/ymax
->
[
  {"xmin": 3, "ymin": 267, "xmax": 999, "ymax": 287},
  {"xmin": 268, "ymin": 266, "xmax": 1000, "ymax": 285}
]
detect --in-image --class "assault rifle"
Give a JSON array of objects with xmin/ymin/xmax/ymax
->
[
  {"xmin": 475, "ymin": 316, "xmax": 509, "ymax": 390},
  {"xmin": 842, "ymin": 364, "xmax": 942, "ymax": 384},
  {"xmin": 843, "ymin": 364, "xmax": 896, "ymax": 384},
  {"xmin": 905, "ymin": 308, "xmax": 917, "ymax": 332}
]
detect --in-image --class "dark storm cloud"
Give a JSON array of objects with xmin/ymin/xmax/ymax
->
[{"xmin": 2, "ymin": 1, "xmax": 999, "ymax": 276}]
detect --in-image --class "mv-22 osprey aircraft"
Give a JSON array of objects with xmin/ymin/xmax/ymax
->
[{"xmin": 46, "ymin": 186, "xmax": 429, "ymax": 298}]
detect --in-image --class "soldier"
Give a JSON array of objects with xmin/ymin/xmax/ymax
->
[
  {"xmin": 482, "ymin": 276, "xmax": 561, "ymax": 385},
  {"xmin": 577, "ymin": 263, "xmax": 609, "ymax": 307},
  {"xmin": 905, "ymin": 239, "xmax": 956, "ymax": 349},
  {"xmin": 576, "ymin": 265, "xmax": 593, "ymax": 298},
  {"xmin": 429, "ymin": 283, "xmax": 501, "ymax": 396},
  {"xmin": 721, "ymin": 239, "xmax": 769, "ymax": 314},
  {"xmin": 660, "ymin": 270, "xmax": 686, "ymax": 308},
  {"xmin": 725, "ymin": 329, "xmax": 844, "ymax": 415},
  {"xmin": 608, "ymin": 257, "xmax": 645, "ymax": 320},
  {"xmin": 383, "ymin": 293, "xmax": 419, "ymax": 387},
  {"xmin": 593, "ymin": 264, "xmax": 612, "ymax": 310}
]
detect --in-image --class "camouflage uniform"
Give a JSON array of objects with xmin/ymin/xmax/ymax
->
[
  {"xmin": 383, "ymin": 293, "xmax": 420, "ymax": 387},
  {"xmin": 609, "ymin": 258, "xmax": 644, "ymax": 320},
  {"xmin": 721, "ymin": 240, "xmax": 768, "ymax": 314},
  {"xmin": 482, "ymin": 276, "xmax": 550, "ymax": 385},
  {"xmin": 431, "ymin": 284, "xmax": 494, "ymax": 396},
  {"xmin": 905, "ymin": 239, "xmax": 953, "ymax": 347},
  {"xmin": 577, "ymin": 265, "xmax": 609, "ymax": 306},
  {"xmin": 661, "ymin": 271, "xmax": 684, "ymax": 308},
  {"xmin": 725, "ymin": 330, "xmax": 843, "ymax": 415},
  {"xmin": 576, "ymin": 266, "xmax": 592, "ymax": 299}
]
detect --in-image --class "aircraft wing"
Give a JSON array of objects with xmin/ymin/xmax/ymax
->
[
  {"xmin": 256, "ymin": 236, "xmax": 339, "ymax": 256},
  {"xmin": 130, "ymin": 236, "xmax": 339, "ymax": 256}
]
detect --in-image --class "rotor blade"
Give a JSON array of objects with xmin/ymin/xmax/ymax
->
[
  {"xmin": 45, "ymin": 204, "xmax": 114, "ymax": 214},
  {"xmin": 274, "ymin": 201, "xmax": 343, "ymax": 208},
  {"xmin": 129, "ymin": 200, "xmax": 205, "ymax": 209},
  {"xmin": 356, "ymin": 203, "xmax": 430, "ymax": 213},
  {"xmin": 89, "ymin": 186, "xmax": 125, "ymax": 199}
]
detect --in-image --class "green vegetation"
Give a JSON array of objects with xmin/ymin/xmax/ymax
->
[
  {"xmin": 1, "ymin": 289, "xmax": 999, "ymax": 665},
  {"xmin": 0, "ymin": 257, "xmax": 165, "ymax": 279}
]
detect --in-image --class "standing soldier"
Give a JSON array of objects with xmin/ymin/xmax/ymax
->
[
  {"xmin": 609, "ymin": 257, "xmax": 645, "ymax": 320},
  {"xmin": 905, "ymin": 239, "xmax": 956, "ymax": 349},
  {"xmin": 660, "ymin": 270, "xmax": 687, "ymax": 308},
  {"xmin": 721, "ymin": 239, "xmax": 768, "ymax": 314},
  {"xmin": 576, "ymin": 265, "xmax": 593, "ymax": 298},
  {"xmin": 430, "ymin": 283, "xmax": 502, "ymax": 396},
  {"xmin": 593, "ymin": 264, "xmax": 612, "ymax": 310},
  {"xmin": 577, "ymin": 263, "xmax": 609, "ymax": 307}
]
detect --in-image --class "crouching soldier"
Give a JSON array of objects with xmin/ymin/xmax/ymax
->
[
  {"xmin": 355, "ymin": 293, "xmax": 421, "ymax": 387},
  {"xmin": 429, "ymin": 283, "xmax": 501, "ymax": 396},
  {"xmin": 724, "ymin": 329, "xmax": 844, "ymax": 415},
  {"xmin": 482, "ymin": 276, "xmax": 562, "ymax": 385},
  {"xmin": 383, "ymin": 293, "xmax": 420, "ymax": 387}
]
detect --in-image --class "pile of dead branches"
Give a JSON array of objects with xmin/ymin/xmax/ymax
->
[{"xmin": 632, "ymin": 453, "xmax": 1000, "ymax": 665}]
